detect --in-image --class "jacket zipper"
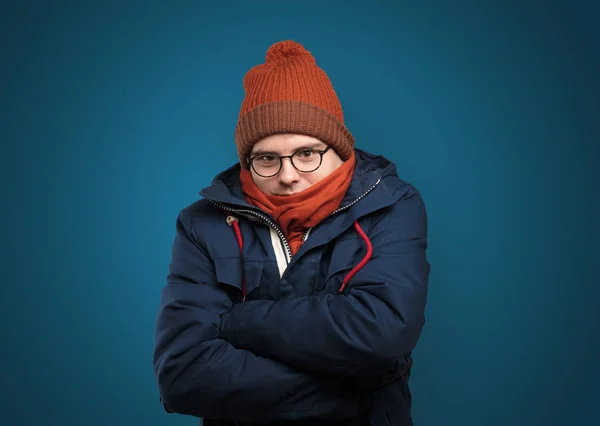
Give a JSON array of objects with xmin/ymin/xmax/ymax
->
[
  {"xmin": 208, "ymin": 176, "xmax": 382, "ymax": 261},
  {"xmin": 302, "ymin": 228, "xmax": 311, "ymax": 242},
  {"xmin": 210, "ymin": 200, "xmax": 294, "ymax": 261},
  {"xmin": 328, "ymin": 177, "xmax": 382, "ymax": 216},
  {"xmin": 300, "ymin": 177, "xmax": 380, "ymax": 245}
]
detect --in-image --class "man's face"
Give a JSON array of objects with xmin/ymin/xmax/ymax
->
[{"xmin": 249, "ymin": 134, "xmax": 344, "ymax": 196}]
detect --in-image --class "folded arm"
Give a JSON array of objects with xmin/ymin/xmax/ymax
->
[
  {"xmin": 154, "ymin": 210, "xmax": 359, "ymax": 423},
  {"xmin": 219, "ymin": 191, "xmax": 430, "ymax": 379}
]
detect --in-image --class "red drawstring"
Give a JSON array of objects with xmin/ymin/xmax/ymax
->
[
  {"xmin": 339, "ymin": 221, "xmax": 373, "ymax": 292},
  {"xmin": 226, "ymin": 214, "xmax": 372, "ymax": 298}
]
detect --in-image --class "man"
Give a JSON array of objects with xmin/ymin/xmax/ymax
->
[{"xmin": 153, "ymin": 40, "xmax": 430, "ymax": 426}]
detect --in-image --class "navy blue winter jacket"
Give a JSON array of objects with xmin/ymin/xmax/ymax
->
[{"xmin": 153, "ymin": 149, "xmax": 430, "ymax": 425}]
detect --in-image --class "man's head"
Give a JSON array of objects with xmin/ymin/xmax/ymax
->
[
  {"xmin": 234, "ymin": 40, "xmax": 355, "ymax": 191},
  {"xmin": 248, "ymin": 133, "xmax": 344, "ymax": 195}
]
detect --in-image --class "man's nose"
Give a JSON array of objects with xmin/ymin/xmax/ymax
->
[{"xmin": 278, "ymin": 158, "xmax": 300, "ymax": 185}]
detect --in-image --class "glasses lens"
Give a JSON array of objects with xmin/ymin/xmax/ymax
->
[
  {"xmin": 252, "ymin": 154, "xmax": 280, "ymax": 177},
  {"xmin": 292, "ymin": 149, "xmax": 322, "ymax": 172}
]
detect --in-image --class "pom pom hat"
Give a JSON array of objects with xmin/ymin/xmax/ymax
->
[{"xmin": 234, "ymin": 40, "xmax": 355, "ymax": 167}]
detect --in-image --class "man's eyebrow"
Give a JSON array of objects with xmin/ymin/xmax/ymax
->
[{"xmin": 251, "ymin": 143, "xmax": 325, "ymax": 157}]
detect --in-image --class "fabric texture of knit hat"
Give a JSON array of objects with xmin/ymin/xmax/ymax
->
[{"xmin": 234, "ymin": 40, "xmax": 355, "ymax": 168}]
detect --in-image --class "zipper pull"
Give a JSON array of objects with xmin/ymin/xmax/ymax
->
[{"xmin": 226, "ymin": 215, "xmax": 238, "ymax": 226}]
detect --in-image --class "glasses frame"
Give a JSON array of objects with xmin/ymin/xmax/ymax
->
[{"xmin": 247, "ymin": 146, "xmax": 332, "ymax": 178}]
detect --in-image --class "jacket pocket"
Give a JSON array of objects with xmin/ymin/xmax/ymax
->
[
  {"xmin": 214, "ymin": 257, "xmax": 263, "ymax": 301},
  {"xmin": 317, "ymin": 236, "xmax": 365, "ymax": 293}
]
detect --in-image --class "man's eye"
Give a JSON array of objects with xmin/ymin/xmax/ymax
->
[{"xmin": 258, "ymin": 155, "xmax": 277, "ymax": 162}]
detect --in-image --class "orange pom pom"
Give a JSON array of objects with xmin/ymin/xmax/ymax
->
[{"xmin": 266, "ymin": 40, "xmax": 311, "ymax": 63}]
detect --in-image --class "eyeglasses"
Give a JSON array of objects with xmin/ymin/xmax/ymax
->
[{"xmin": 248, "ymin": 146, "xmax": 331, "ymax": 178}]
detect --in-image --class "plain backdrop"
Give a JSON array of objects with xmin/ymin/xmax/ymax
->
[{"xmin": 1, "ymin": 1, "xmax": 598, "ymax": 425}]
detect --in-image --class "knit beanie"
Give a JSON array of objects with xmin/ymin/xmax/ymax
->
[{"xmin": 234, "ymin": 40, "xmax": 355, "ymax": 168}]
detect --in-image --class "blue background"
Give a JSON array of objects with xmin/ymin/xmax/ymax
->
[{"xmin": 2, "ymin": 1, "xmax": 598, "ymax": 425}]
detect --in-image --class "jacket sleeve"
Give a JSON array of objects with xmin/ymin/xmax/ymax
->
[
  {"xmin": 153, "ymin": 208, "xmax": 360, "ymax": 422},
  {"xmin": 219, "ymin": 190, "xmax": 430, "ymax": 379}
]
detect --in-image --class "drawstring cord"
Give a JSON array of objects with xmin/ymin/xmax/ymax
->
[
  {"xmin": 225, "ymin": 214, "xmax": 372, "ymax": 300},
  {"xmin": 338, "ymin": 221, "xmax": 373, "ymax": 292}
]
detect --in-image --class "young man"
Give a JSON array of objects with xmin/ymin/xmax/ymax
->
[{"xmin": 153, "ymin": 40, "xmax": 430, "ymax": 426}]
